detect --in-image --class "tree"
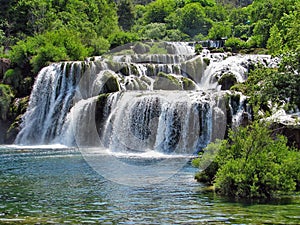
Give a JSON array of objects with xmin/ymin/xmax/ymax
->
[
  {"xmin": 208, "ymin": 22, "xmax": 232, "ymax": 39},
  {"xmin": 144, "ymin": 0, "xmax": 177, "ymax": 23},
  {"xmin": 248, "ymin": 0, "xmax": 297, "ymax": 48},
  {"xmin": 194, "ymin": 121, "xmax": 300, "ymax": 199},
  {"xmin": 9, "ymin": 28, "xmax": 92, "ymax": 74},
  {"xmin": 117, "ymin": 0, "xmax": 136, "ymax": 31},
  {"xmin": 267, "ymin": 24, "xmax": 283, "ymax": 55},
  {"xmin": 279, "ymin": 2, "xmax": 300, "ymax": 51},
  {"xmin": 184, "ymin": 0, "xmax": 215, "ymax": 7},
  {"xmin": 108, "ymin": 31, "xmax": 139, "ymax": 49},
  {"xmin": 177, "ymin": 3, "xmax": 211, "ymax": 37}
]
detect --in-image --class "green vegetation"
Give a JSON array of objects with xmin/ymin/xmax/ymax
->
[
  {"xmin": 193, "ymin": 121, "xmax": 300, "ymax": 199},
  {"xmin": 0, "ymin": 84, "xmax": 13, "ymax": 120},
  {"xmin": 0, "ymin": 0, "xmax": 299, "ymax": 79},
  {"xmin": 232, "ymin": 50, "xmax": 300, "ymax": 116},
  {"xmin": 194, "ymin": 50, "xmax": 300, "ymax": 199},
  {"xmin": 0, "ymin": 0, "xmax": 299, "ymax": 200}
]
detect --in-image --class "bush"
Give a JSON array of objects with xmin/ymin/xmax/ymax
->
[
  {"xmin": 225, "ymin": 37, "xmax": 246, "ymax": 52},
  {"xmin": 9, "ymin": 28, "xmax": 92, "ymax": 74},
  {"xmin": 90, "ymin": 37, "xmax": 110, "ymax": 56},
  {"xmin": 193, "ymin": 121, "xmax": 300, "ymax": 199},
  {"xmin": 208, "ymin": 22, "xmax": 232, "ymax": 40},
  {"xmin": 109, "ymin": 31, "xmax": 140, "ymax": 49},
  {"xmin": 195, "ymin": 43, "xmax": 203, "ymax": 55},
  {"xmin": 3, "ymin": 68, "xmax": 22, "ymax": 89}
]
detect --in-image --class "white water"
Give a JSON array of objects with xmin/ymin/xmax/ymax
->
[{"xmin": 15, "ymin": 42, "xmax": 277, "ymax": 154}]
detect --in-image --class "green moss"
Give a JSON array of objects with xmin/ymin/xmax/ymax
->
[
  {"xmin": 3, "ymin": 68, "xmax": 22, "ymax": 89},
  {"xmin": 181, "ymin": 77, "xmax": 196, "ymax": 90},
  {"xmin": 218, "ymin": 73, "xmax": 237, "ymax": 90},
  {"xmin": 203, "ymin": 58, "xmax": 210, "ymax": 66},
  {"xmin": 153, "ymin": 72, "xmax": 181, "ymax": 90},
  {"xmin": 0, "ymin": 84, "xmax": 14, "ymax": 121},
  {"xmin": 149, "ymin": 43, "xmax": 168, "ymax": 54}
]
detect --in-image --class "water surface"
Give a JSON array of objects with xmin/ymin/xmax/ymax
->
[{"xmin": 0, "ymin": 146, "xmax": 299, "ymax": 224}]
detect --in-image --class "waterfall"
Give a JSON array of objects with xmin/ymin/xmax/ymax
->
[
  {"xmin": 15, "ymin": 42, "xmax": 274, "ymax": 153},
  {"xmin": 15, "ymin": 63, "xmax": 81, "ymax": 144}
]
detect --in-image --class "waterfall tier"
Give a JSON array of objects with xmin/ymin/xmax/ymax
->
[{"xmin": 15, "ymin": 42, "xmax": 277, "ymax": 154}]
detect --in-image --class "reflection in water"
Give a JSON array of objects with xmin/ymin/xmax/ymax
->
[{"xmin": 0, "ymin": 146, "xmax": 299, "ymax": 224}]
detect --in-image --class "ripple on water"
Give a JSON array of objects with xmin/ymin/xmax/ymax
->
[{"xmin": 0, "ymin": 146, "xmax": 300, "ymax": 224}]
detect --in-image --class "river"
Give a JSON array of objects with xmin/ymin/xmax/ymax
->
[{"xmin": 0, "ymin": 146, "xmax": 299, "ymax": 224}]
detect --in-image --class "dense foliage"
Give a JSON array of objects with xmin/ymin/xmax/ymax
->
[
  {"xmin": 0, "ymin": 0, "xmax": 300, "ymax": 200},
  {"xmin": 232, "ymin": 49, "xmax": 300, "ymax": 117},
  {"xmin": 193, "ymin": 121, "xmax": 300, "ymax": 199},
  {"xmin": 0, "ymin": 0, "xmax": 299, "ymax": 77}
]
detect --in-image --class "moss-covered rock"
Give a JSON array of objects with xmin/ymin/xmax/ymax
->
[
  {"xmin": 4, "ymin": 96, "xmax": 29, "ymax": 143},
  {"xmin": 119, "ymin": 64, "xmax": 130, "ymax": 76},
  {"xmin": 0, "ymin": 84, "xmax": 14, "ymax": 121},
  {"xmin": 153, "ymin": 72, "xmax": 182, "ymax": 90},
  {"xmin": 218, "ymin": 73, "xmax": 237, "ymax": 90},
  {"xmin": 203, "ymin": 58, "xmax": 210, "ymax": 66},
  {"xmin": 3, "ymin": 68, "xmax": 33, "ymax": 97},
  {"xmin": 0, "ymin": 120, "xmax": 10, "ymax": 143},
  {"xmin": 3, "ymin": 68, "xmax": 22, "ymax": 89},
  {"xmin": 124, "ymin": 77, "xmax": 148, "ymax": 90},
  {"xmin": 11, "ymin": 96, "xmax": 29, "ymax": 119},
  {"xmin": 181, "ymin": 77, "xmax": 196, "ymax": 90},
  {"xmin": 133, "ymin": 42, "xmax": 150, "ymax": 54},
  {"xmin": 6, "ymin": 114, "xmax": 22, "ymax": 143},
  {"xmin": 19, "ymin": 77, "xmax": 33, "ymax": 97},
  {"xmin": 101, "ymin": 71, "xmax": 120, "ymax": 94}
]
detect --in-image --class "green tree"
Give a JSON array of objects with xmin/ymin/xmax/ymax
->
[
  {"xmin": 117, "ymin": 0, "xmax": 136, "ymax": 31},
  {"xmin": 248, "ymin": 0, "xmax": 297, "ymax": 48},
  {"xmin": 9, "ymin": 28, "xmax": 92, "ymax": 74},
  {"xmin": 108, "ymin": 31, "xmax": 140, "ymax": 49},
  {"xmin": 144, "ymin": 0, "xmax": 177, "ymax": 23},
  {"xmin": 279, "ymin": 3, "xmax": 300, "ymax": 51},
  {"xmin": 208, "ymin": 22, "xmax": 232, "ymax": 40},
  {"xmin": 267, "ymin": 24, "xmax": 283, "ymax": 55},
  {"xmin": 177, "ymin": 3, "xmax": 211, "ymax": 37},
  {"xmin": 184, "ymin": 0, "xmax": 215, "ymax": 7},
  {"xmin": 194, "ymin": 121, "xmax": 300, "ymax": 199}
]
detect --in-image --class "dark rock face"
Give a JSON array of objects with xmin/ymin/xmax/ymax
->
[
  {"xmin": 272, "ymin": 123, "xmax": 300, "ymax": 149},
  {"xmin": 0, "ymin": 120, "xmax": 10, "ymax": 143},
  {"xmin": 0, "ymin": 58, "xmax": 11, "ymax": 80},
  {"xmin": 218, "ymin": 72, "xmax": 237, "ymax": 90}
]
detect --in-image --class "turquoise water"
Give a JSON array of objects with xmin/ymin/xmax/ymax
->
[{"xmin": 0, "ymin": 146, "xmax": 299, "ymax": 224}]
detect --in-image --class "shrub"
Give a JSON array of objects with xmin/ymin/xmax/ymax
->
[
  {"xmin": 9, "ymin": 28, "xmax": 92, "ymax": 74},
  {"xmin": 193, "ymin": 121, "xmax": 300, "ymax": 199},
  {"xmin": 3, "ymin": 68, "xmax": 22, "ymax": 89},
  {"xmin": 108, "ymin": 31, "xmax": 140, "ymax": 49},
  {"xmin": 225, "ymin": 37, "xmax": 246, "ymax": 52},
  {"xmin": 195, "ymin": 43, "xmax": 203, "ymax": 55},
  {"xmin": 90, "ymin": 37, "xmax": 110, "ymax": 56}
]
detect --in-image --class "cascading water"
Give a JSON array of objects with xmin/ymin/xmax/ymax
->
[{"xmin": 15, "ymin": 42, "xmax": 276, "ymax": 155}]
